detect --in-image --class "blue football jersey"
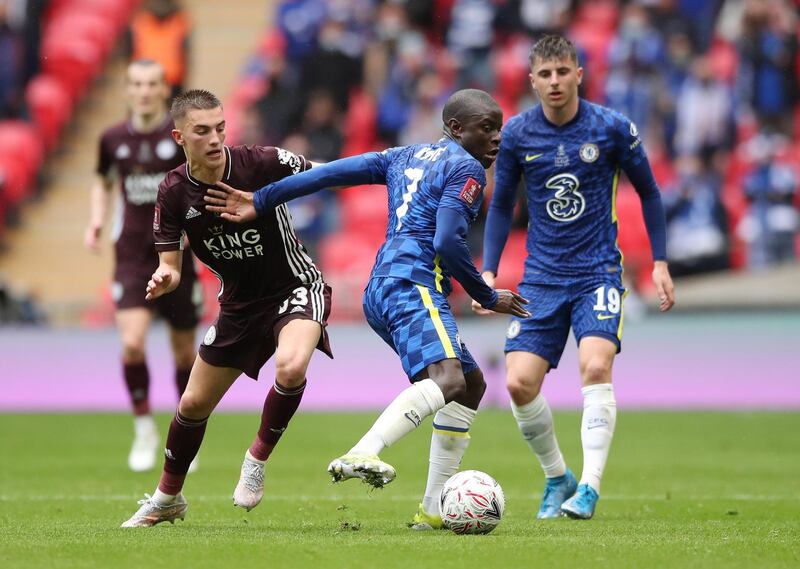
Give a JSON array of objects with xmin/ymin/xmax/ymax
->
[
  {"xmin": 367, "ymin": 139, "xmax": 487, "ymax": 296},
  {"xmin": 494, "ymin": 99, "xmax": 649, "ymax": 280}
]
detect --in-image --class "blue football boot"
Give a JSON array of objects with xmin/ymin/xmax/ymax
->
[
  {"xmin": 560, "ymin": 483, "xmax": 599, "ymax": 519},
  {"xmin": 536, "ymin": 468, "xmax": 577, "ymax": 519}
]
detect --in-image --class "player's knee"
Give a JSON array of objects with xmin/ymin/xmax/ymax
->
[
  {"xmin": 580, "ymin": 359, "xmax": 612, "ymax": 384},
  {"xmin": 465, "ymin": 369, "xmax": 487, "ymax": 402},
  {"xmin": 275, "ymin": 353, "xmax": 309, "ymax": 386},
  {"xmin": 506, "ymin": 374, "xmax": 540, "ymax": 404},
  {"xmin": 121, "ymin": 344, "xmax": 146, "ymax": 364},
  {"xmin": 178, "ymin": 391, "xmax": 213, "ymax": 419},
  {"xmin": 173, "ymin": 348, "xmax": 195, "ymax": 370}
]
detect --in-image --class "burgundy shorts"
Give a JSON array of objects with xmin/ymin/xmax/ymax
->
[
  {"xmin": 199, "ymin": 282, "xmax": 333, "ymax": 380},
  {"xmin": 113, "ymin": 251, "xmax": 202, "ymax": 330}
]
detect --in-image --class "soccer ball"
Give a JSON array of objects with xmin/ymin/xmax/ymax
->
[{"xmin": 439, "ymin": 470, "xmax": 505, "ymax": 535}]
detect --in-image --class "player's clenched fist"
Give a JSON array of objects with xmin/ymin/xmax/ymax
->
[
  {"xmin": 489, "ymin": 289, "xmax": 530, "ymax": 318},
  {"xmin": 145, "ymin": 270, "xmax": 174, "ymax": 301}
]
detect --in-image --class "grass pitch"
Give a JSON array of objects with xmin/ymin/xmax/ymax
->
[{"xmin": 1, "ymin": 410, "xmax": 798, "ymax": 568}]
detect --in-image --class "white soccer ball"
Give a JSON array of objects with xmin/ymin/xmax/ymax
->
[{"xmin": 439, "ymin": 470, "xmax": 505, "ymax": 535}]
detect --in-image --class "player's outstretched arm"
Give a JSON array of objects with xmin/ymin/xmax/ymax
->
[
  {"xmin": 652, "ymin": 260, "xmax": 675, "ymax": 312},
  {"xmin": 205, "ymin": 182, "xmax": 257, "ymax": 223},
  {"xmin": 205, "ymin": 154, "xmax": 388, "ymax": 220},
  {"xmin": 146, "ymin": 250, "xmax": 183, "ymax": 300}
]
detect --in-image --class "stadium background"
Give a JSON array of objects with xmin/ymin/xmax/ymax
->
[{"xmin": 0, "ymin": 0, "xmax": 798, "ymax": 412}]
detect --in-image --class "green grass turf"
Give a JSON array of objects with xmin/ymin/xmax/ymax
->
[{"xmin": 1, "ymin": 411, "xmax": 798, "ymax": 568}]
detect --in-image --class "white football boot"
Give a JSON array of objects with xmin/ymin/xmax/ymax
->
[
  {"xmin": 233, "ymin": 451, "xmax": 266, "ymax": 511},
  {"xmin": 327, "ymin": 453, "xmax": 396, "ymax": 488},
  {"xmin": 121, "ymin": 493, "xmax": 188, "ymax": 527}
]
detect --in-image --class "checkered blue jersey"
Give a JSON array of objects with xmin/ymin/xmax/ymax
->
[
  {"xmin": 484, "ymin": 99, "xmax": 662, "ymax": 282},
  {"xmin": 252, "ymin": 139, "xmax": 490, "ymax": 300},
  {"xmin": 370, "ymin": 140, "xmax": 486, "ymax": 296}
]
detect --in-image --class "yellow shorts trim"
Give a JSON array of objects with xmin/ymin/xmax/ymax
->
[{"xmin": 415, "ymin": 284, "xmax": 456, "ymax": 359}]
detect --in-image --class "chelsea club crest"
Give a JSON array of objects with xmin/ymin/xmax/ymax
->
[{"xmin": 579, "ymin": 143, "xmax": 599, "ymax": 163}]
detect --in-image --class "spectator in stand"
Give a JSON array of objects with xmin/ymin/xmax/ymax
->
[
  {"xmin": 446, "ymin": 0, "xmax": 497, "ymax": 92},
  {"xmin": 375, "ymin": 30, "xmax": 433, "ymax": 145},
  {"xmin": 300, "ymin": 18, "xmax": 364, "ymax": 113},
  {"xmin": 673, "ymin": 55, "xmax": 735, "ymax": 159},
  {"xmin": 399, "ymin": 70, "xmax": 447, "ymax": 147},
  {"xmin": 605, "ymin": 3, "xmax": 664, "ymax": 135},
  {"xmin": 0, "ymin": 2, "xmax": 21, "ymax": 118},
  {"xmin": 128, "ymin": 0, "xmax": 191, "ymax": 99},
  {"xmin": 740, "ymin": 131, "xmax": 799, "ymax": 268},
  {"xmin": 664, "ymin": 153, "xmax": 731, "ymax": 276},
  {"xmin": 737, "ymin": 0, "xmax": 798, "ymax": 133},
  {"xmin": 276, "ymin": 0, "xmax": 327, "ymax": 79},
  {"xmin": 302, "ymin": 89, "xmax": 344, "ymax": 163},
  {"xmin": 255, "ymin": 50, "xmax": 303, "ymax": 146},
  {"xmin": 655, "ymin": 28, "xmax": 695, "ymax": 158}
]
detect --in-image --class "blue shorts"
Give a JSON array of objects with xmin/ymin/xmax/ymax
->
[
  {"xmin": 363, "ymin": 277, "xmax": 478, "ymax": 380},
  {"xmin": 504, "ymin": 275, "xmax": 627, "ymax": 369}
]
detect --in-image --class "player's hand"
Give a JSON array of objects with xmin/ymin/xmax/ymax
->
[
  {"xmin": 652, "ymin": 260, "xmax": 675, "ymax": 312},
  {"xmin": 471, "ymin": 271, "xmax": 497, "ymax": 315},
  {"xmin": 204, "ymin": 181, "xmax": 257, "ymax": 223},
  {"xmin": 488, "ymin": 289, "xmax": 530, "ymax": 318},
  {"xmin": 145, "ymin": 270, "xmax": 173, "ymax": 301},
  {"xmin": 84, "ymin": 224, "xmax": 102, "ymax": 253}
]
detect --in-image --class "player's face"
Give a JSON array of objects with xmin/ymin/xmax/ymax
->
[
  {"xmin": 173, "ymin": 106, "xmax": 226, "ymax": 168},
  {"xmin": 125, "ymin": 64, "xmax": 169, "ymax": 117},
  {"xmin": 454, "ymin": 107, "xmax": 503, "ymax": 169},
  {"xmin": 530, "ymin": 56, "xmax": 583, "ymax": 111}
]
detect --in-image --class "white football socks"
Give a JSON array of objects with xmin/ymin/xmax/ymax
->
[
  {"xmin": 422, "ymin": 402, "xmax": 476, "ymax": 515},
  {"xmin": 350, "ymin": 378, "xmax": 446, "ymax": 456},
  {"xmin": 579, "ymin": 383, "xmax": 617, "ymax": 493},
  {"xmin": 511, "ymin": 394, "xmax": 567, "ymax": 478},
  {"xmin": 152, "ymin": 488, "xmax": 178, "ymax": 505}
]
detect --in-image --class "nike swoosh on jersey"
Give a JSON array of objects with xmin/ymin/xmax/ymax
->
[
  {"xmin": 596, "ymin": 314, "xmax": 616, "ymax": 320},
  {"xmin": 525, "ymin": 153, "xmax": 543, "ymax": 162}
]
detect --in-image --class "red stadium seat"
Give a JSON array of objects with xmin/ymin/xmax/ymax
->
[
  {"xmin": 0, "ymin": 121, "xmax": 45, "ymax": 185},
  {"xmin": 44, "ymin": 12, "xmax": 118, "ymax": 61},
  {"xmin": 41, "ymin": 36, "xmax": 103, "ymax": 100},
  {"xmin": 339, "ymin": 185, "xmax": 388, "ymax": 242},
  {"xmin": 319, "ymin": 231, "xmax": 376, "ymax": 274},
  {"xmin": 25, "ymin": 75, "xmax": 74, "ymax": 151},
  {"xmin": 342, "ymin": 90, "xmax": 378, "ymax": 156}
]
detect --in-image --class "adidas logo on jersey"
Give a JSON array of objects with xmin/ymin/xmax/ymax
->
[{"xmin": 185, "ymin": 206, "xmax": 201, "ymax": 219}]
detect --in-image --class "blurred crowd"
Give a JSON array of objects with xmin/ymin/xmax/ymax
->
[{"xmin": 227, "ymin": 0, "xmax": 800, "ymax": 279}]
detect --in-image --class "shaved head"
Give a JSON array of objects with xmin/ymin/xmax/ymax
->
[{"xmin": 442, "ymin": 89, "xmax": 500, "ymax": 124}]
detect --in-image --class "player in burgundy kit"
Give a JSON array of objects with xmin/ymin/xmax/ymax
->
[
  {"xmin": 121, "ymin": 89, "xmax": 332, "ymax": 527},
  {"xmin": 84, "ymin": 60, "xmax": 201, "ymax": 473}
]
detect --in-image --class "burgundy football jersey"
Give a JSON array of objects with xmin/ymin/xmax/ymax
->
[
  {"xmin": 154, "ymin": 145, "xmax": 323, "ymax": 309},
  {"xmin": 97, "ymin": 116, "xmax": 186, "ymax": 278}
]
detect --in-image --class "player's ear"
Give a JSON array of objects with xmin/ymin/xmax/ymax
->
[
  {"xmin": 448, "ymin": 117, "xmax": 462, "ymax": 138},
  {"xmin": 172, "ymin": 128, "xmax": 184, "ymax": 146},
  {"xmin": 576, "ymin": 66, "xmax": 584, "ymax": 86}
]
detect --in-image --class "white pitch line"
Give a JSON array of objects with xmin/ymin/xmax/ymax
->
[{"xmin": 0, "ymin": 494, "xmax": 797, "ymax": 502}]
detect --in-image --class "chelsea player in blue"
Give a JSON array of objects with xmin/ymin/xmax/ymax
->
[
  {"xmin": 476, "ymin": 36, "xmax": 675, "ymax": 520},
  {"xmin": 205, "ymin": 89, "xmax": 529, "ymax": 528}
]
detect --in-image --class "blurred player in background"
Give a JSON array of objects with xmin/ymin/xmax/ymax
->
[
  {"xmin": 205, "ymin": 88, "xmax": 529, "ymax": 529},
  {"xmin": 84, "ymin": 60, "xmax": 200, "ymax": 473},
  {"xmin": 121, "ymin": 89, "xmax": 333, "ymax": 528},
  {"xmin": 476, "ymin": 35, "xmax": 675, "ymax": 520}
]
